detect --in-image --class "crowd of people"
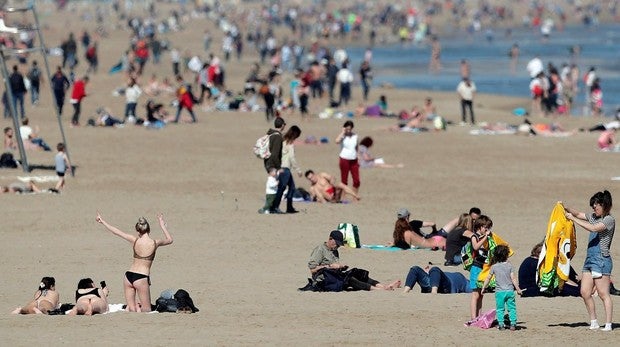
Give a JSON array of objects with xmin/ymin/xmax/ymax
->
[
  {"xmin": 299, "ymin": 189, "xmax": 616, "ymax": 332},
  {"xmin": 2, "ymin": 1, "xmax": 617, "ymax": 335}
]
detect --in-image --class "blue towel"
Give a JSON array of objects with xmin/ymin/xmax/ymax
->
[{"xmin": 362, "ymin": 245, "xmax": 429, "ymax": 251}]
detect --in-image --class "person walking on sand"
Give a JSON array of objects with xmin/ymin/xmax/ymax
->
[
  {"xmin": 457, "ymin": 77, "xmax": 476, "ymax": 125},
  {"xmin": 70, "ymin": 75, "xmax": 88, "ymax": 126},
  {"xmin": 51, "ymin": 66, "xmax": 70, "ymax": 115},
  {"xmin": 96, "ymin": 212, "xmax": 173, "ymax": 312},
  {"xmin": 55, "ymin": 143, "xmax": 70, "ymax": 191},
  {"xmin": 563, "ymin": 190, "xmax": 615, "ymax": 331},
  {"xmin": 335, "ymin": 120, "xmax": 360, "ymax": 195}
]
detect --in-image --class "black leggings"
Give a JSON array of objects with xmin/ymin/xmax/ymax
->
[{"xmin": 348, "ymin": 275, "xmax": 380, "ymax": 291}]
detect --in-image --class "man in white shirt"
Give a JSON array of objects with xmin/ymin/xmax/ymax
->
[
  {"xmin": 336, "ymin": 62, "xmax": 354, "ymax": 106},
  {"xmin": 456, "ymin": 77, "xmax": 477, "ymax": 125}
]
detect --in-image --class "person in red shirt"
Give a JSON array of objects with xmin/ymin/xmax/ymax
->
[{"xmin": 70, "ymin": 76, "xmax": 89, "ymax": 126}]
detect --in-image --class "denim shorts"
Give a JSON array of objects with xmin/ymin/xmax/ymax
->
[{"xmin": 583, "ymin": 253, "xmax": 613, "ymax": 277}]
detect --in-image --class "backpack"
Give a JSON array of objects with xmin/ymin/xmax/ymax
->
[
  {"xmin": 253, "ymin": 133, "xmax": 272, "ymax": 159},
  {"xmin": 28, "ymin": 67, "xmax": 40, "ymax": 83},
  {"xmin": 0, "ymin": 152, "xmax": 18, "ymax": 168}
]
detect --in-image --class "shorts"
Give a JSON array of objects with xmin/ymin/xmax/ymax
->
[
  {"xmin": 470, "ymin": 265, "xmax": 482, "ymax": 290},
  {"xmin": 583, "ymin": 254, "xmax": 613, "ymax": 277},
  {"xmin": 56, "ymin": 171, "xmax": 65, "ymax": 177}
]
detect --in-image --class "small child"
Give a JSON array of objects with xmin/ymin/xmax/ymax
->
[
  {"xmin": 258, "ymin": 168, "xmax": 278, "ymax": 214},
  {"xmin": 54, "ymin": 143, "xmax": 70, "ymax": 191},
  {"xmin": 482, "ymin": 245, "xmax": 522, "ymax": 331}
]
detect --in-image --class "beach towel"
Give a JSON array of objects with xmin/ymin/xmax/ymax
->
[
  {"xmin": 337, "ymin": 223, "xmax": 361, "ymax": 248},
  {"xmin": 536, "ymin": 203, "xmax": 576, "ymax": 295},
  {"xmin": 108, "ymin": 60, "xmax": 123, "ymax": 75},
  {"xmin": 361, "ymin": 245, "xmax": 431, "ymax": 251},
  {"xmin": 465, "ymin": 309, "xmax": 497, "ymax": 329}
]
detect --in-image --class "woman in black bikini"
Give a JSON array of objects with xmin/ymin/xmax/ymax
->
[
  {"xmin": 96, "ymin": 212, "xmax": 173, "ymax": 312},
  {"xmin": 69, "ymin": 278, "xmax": 108, "ymax": 315}
]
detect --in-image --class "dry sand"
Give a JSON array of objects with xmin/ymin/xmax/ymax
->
[{"xmin": 1, "ymin": 2, "xmax": 619, "ymax": 346}]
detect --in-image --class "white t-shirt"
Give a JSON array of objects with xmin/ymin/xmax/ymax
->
[
  {"xmin": 265, "ymin": 176, "xmax": 278, "ymax": 194},
  {"xmin": 456, "ymin": 81, "xmax": 476, "ymax": 100},
  {"xmin": 125, "ymin": 85, "xmax": 142, "ymax": 103},
  {"xmin": 19, "ymin": 125, "xmax": 32, "ymax": 140},
  {"xmin": 527, "ymin": 57, "xmax": 543, "ymax": 78},
  {"xmin": 339, "ymin": 134, "xmax": 358, "ymax": 160},
  {"xmin": 337, "ymin": 69, "xmax": 354, "ymax": 84}
]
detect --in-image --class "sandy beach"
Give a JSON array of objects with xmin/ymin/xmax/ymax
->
[{"xmin": 1, "ymin": 1, "xmax": 619, "ymax": 346}]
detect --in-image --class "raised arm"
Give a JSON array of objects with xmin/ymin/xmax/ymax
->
[
  {"xmin": 156, "ymin": 213, "xmax": 173, "ymax": 247},
  {"xmin": 96, "ymin": 212, "xmax": 135, "ymax": 243},
  {"xmin": 563, "ymin": 204, "xmax": 586, "ymax": 221}
]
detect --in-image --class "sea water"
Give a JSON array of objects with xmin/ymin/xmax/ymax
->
[{"xmin": 346, "ymin": 23, "xmax": 620, "ymax": 117}]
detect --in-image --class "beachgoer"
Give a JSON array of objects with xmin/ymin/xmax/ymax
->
[
  {"xmin": 563, "ymin": 191, "xmax": 615, "ymax": 331},
  {"xmin": 27, "ymin": 60, "xmax": 42, "ymax": 106},
  {"xmin": 124, "ymin": 78, "xmax": 142, "ymax": 121},
  {"xmin": 469, "ymin": 215, "xmax": 493, "ymax": 320},
  {"xmin": 391, "ymin": 208, "xmax": 446, "ymax": 250},
  {"xmin": 8, "ymin": 65, "xmax": 26, "ymax": 119},
  {"xmin": 456, "ymin": 77, "xmax": 476, "ymax": 125},
  {"xmin": 358, "ymin": 136, "xmax": 403, "ymax": 168},
  {"xmin": 335, "ymin": 120, "xmax": 360, "ymax": 194},
  {"xmin": 11, "ymin": 277, "xmax": 59, "ymax": 314},
  {"xmin": 3, "ymin": 126, "xmax": 16, "ymax": 150},
  {"xmin": 304, "ymin": 170, "xmax": 360, "ymax": 203},
  {"xmin": 444, "ymin": 213, "xmax": 474, "ymax": 266},
  {"xmin": 20, "ymin": 117, "xmax": 51, "ymax": 151},
  {"xmin": 481, "ymin": 245, "xmax": 522, "ymax": 331},
  {"xmin": 173, "ymin": 75, "xmax": 197, "ymax": 123},
  {"xmin": 263, "ymin": 116, "xmax": 286, "ymax": 213},
  {"xmin": 597, "ymin": 128, "xmax": 617, "ymax": 151},
  {"xmin": 518, "ymin": 242, "xmax": 581, "ymax": 297},
  {"xmin": 509, "ymin": 44, "xmax": 519, "ymax": 75},
  {"xmin": 50, "ymin": 66, "xmax": 70, "ymax": 115},
  {"xmin": 258, "ymin": 167, "xmax": 278, "ymax": 214},
  {"xmin": 308, "ymin": 230, "xmax": 400, "ymax": 291},
  {"xmin": 429, "ymin": 35, "xmax": 441, "ymax": 73},
  {"xmin": 55, "ymin": 143, "xmax": 70, "ymax": 191},
  {"xmin": 402, "ymin": 265, "xmax": 471, "ymax": 294},
  {"xmin": 68, "ymin": 278, "xmax": 109, "ymax": 315},
  {"xmin": 96, "ymin": 212, "xmax": 173, "ymax": 312},
  {"xmin": 359, "ymin": 60, "xmax": 372, "ymax": 101},
  {"xmin": 336, "ymin": 61, "xmax": 353, "ymax": 106},
  {"xmin": 590, "ymin": 79, "xmax": 603, "ymax": 117},
  {"xmin": 280, "ymin": 125, "xmax": 302, "ymax": 213},
  {"xmin": 70, "ymin": 75, "xmax": 89, "ymax": 126}
]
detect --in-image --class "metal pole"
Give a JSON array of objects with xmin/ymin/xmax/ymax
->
[
  {"xmin": 0, "ymin": 50, "xmax": 29, "ymax": 172},
  {"xmin": 30, "ymin": 2, "xmax": 74, "ymax": 176}
]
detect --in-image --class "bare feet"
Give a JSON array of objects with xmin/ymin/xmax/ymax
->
[
  {"xmin": 402, "ymin": 286, "xmax": 412, "ymax": 293},
  {"xmin": 387, "ymin": 280, "xmax": 402, "ymax": 290},
  {"xmin": 11, "ymin": 307, "xmax": 22, "ymax": 314}
]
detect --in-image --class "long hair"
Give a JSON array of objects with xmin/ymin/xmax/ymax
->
[
  {"xmin": 393, "ymin": 218, "xmax": 409, "ymax": 244},
  {"xmin": 456, "ymin": 213, "xmax": 472, "ymax": 230},
  {"xmin": 283, "ymin": 125, "xmax": 301, "ymax": 144}
]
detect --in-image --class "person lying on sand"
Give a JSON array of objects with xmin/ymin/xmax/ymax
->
[
  {"xmin": 304, "ymin": 169, "xmax": 360, "ymax": 203},
  {"xmin": 12, "ymin": 277, "xmax": 59, "ymax": 314}
]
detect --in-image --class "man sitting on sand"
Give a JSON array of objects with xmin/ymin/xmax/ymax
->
[
  {"xmin": 304, "ymin": 169, "xmax": 360, "ymax": 203},
  {"xmin": 307, "ymin": 230, "xmax": 400, "ymax": 291}
]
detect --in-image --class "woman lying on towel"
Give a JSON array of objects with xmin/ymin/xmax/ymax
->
[
  {"xmin": 68, "ymin": 278, "xmax": 109, "ymax": 315},
  {"xmin": 12, "ymin": 277, "xmax": 59, "ymax": 314},
  {"xmin": 389, "ymin": 208, "xmax": 446, "ymax": 250}
]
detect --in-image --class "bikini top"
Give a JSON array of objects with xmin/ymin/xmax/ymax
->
[
  {"xmin": 133, "ymin": 239, "xmax": 157, "ymax": 261},
  {"xmin": 75, "ymin": 287, "xmax": 100, "ymax": 301}
]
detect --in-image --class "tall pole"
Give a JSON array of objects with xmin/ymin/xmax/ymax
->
[
  {"xmin": 0, "ymin": 50, "xmax": 29, "ymax": 172},
  {"xmin": 29, "ymin": 2, "xmax": 74, "ymax": 176}
]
